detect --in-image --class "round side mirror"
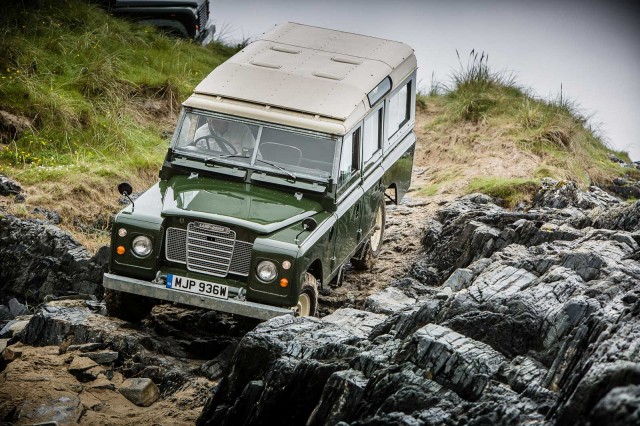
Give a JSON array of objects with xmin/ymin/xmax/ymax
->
[
  {"xmin": 118, "ymin": 182, "xmax": 133, "ymax": 196},
  {"xmin": 302, "ymin": 217, "xmax": 317, "ymax": 232}
]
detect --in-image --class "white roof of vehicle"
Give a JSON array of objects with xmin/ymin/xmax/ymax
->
[{"xmin": 186, "ymin": 22, "xmax": 416, "ymax": 131}]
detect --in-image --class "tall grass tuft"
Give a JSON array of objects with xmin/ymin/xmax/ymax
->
[{"xmin": 444, "ymin": 50, "xmax": 521, "ymax": 123}]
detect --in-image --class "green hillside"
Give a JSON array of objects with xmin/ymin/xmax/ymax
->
[{"xmin": 0, "ymin": 0, "xmax": 237, "ymax": 246}]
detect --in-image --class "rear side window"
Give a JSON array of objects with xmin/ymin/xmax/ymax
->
[
  {"xmin": 338, "ymin": 128, "xmax": 361, "ymax": 188},
  {"xmin": 387, "ymin": 81, "xmax": 410, "ymax": 138},
  {"xmin": 363, "ymin": 108, "xmax": 382, "ymax": 165}
]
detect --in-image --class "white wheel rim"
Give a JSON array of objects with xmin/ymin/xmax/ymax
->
[
  {"xmin": 370, "ymin": 205, "xmax": 384, "ymax": 252},
  {"xmin": 297, "ymin": 293, "xmax": 311, "ymax": 317}
]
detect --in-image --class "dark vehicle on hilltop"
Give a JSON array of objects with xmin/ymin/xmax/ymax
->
[
  {"xmin": 106, "ymin": 0, "xmax": 213, "ymax": 41},
  {"xmin": 103, "ymin": 23, "xmax": 417, "ymax": 321}
]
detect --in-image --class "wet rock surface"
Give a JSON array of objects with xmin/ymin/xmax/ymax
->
[
  {"xmin": 197, "ymin": 183, "xmax": 640, "ymax": 425},
  {"xmin": 0, "ymin": 213, "xmax": 108, "ymax": 304}
]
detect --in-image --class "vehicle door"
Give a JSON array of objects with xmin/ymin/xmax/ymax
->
[
  {"xmin": 360, "ymin": 105, "xmax": 385, "ymax": 238},
  {"xmin": 332, "ymin": 126, "xmax": 364, "ymax": 270}
]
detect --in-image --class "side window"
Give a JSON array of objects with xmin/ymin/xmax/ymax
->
[
  {"xmin": 338, "ymin": 128, "xmax": 361, "ymax": 188},
  {"xmin": 387, "ymin": 81, "xmax": 411, "ymax": 140},
  {"xmin": 363, "ymin": 107, "xmax": 382, "ymax": 166}
]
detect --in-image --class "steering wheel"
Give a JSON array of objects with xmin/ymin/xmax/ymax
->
[{"xmin": 192, "ymin": 135, "xmax": 238, "ymax": 155}]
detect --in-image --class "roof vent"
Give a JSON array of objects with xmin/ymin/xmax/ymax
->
[
  {"xmin": 270, "ymin": 45, "xmax": 301, "ymax": 54},
  {"xmin": 312, "ymin": 71, "xmax": 343, "ymax": 81},
  {"xmin": 250, "ymin": 60, "xmax": 282, "ymax": 69},
  {"xmin": 331, "ymin": 55, "xmax": 362, "ymax": 65}
]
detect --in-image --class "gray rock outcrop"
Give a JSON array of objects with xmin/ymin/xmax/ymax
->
[
  {"xmin": 197, "ymin": 183, "xmax": 640, "ymax": 426},
  {"xmin": 0, "ymin": 214, "xmax": 108, "ymax": 303}
]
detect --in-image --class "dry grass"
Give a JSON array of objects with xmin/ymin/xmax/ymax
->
[{"xmin": 412, "ymin": 51, "xmax": 630, "ymax": 204}]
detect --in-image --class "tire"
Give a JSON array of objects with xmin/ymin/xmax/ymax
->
[
  {"xmin": 351, "ymin": 200, "xmax": 386, "ymax": 270},
  {"xmin": 295, "ymin": 272, "xmax": 319, "ymax": 317},
  {"xmin": 104, "ymin": 288, "xmax": 155, "ymax": 323}
]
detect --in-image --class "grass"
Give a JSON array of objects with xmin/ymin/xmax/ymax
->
[
  {"xmin": 466, "ymin": 177, "xmax": 540, "ymax": 207},
  {"xmin": 414, "ymin": 50, "xmax": 631, "ymax": 205},
  {"xmin": 0, "ymin": 0, "xmax": 237, "ymax": 247}
]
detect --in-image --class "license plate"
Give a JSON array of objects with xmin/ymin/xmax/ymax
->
[{"xmin": 166, "ymin": 274, "xmax": 228, "ymax": 299}]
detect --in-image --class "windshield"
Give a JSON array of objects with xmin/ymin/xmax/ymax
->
[{"xmin": 173, "ymin": 111, "xmax": 336, "ymax": 180}]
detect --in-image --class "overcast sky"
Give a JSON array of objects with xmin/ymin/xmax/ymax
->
[{"xmin": 211, "ymin": 0, "xmax": 640, "ymax": 160}]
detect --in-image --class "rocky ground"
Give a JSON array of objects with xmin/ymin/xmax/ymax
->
[
  {"xmin": 1, "ymin": 177, "xmax": 638, "ymax": 424},
  {"xmin": 196, "ymin": 181, "xmax": 640, "ymax": 426},
  {"xmin": 2, "ymin": 109, "xmax": 640, "ymax": 425}
]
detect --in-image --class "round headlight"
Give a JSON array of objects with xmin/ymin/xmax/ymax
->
[
  {"xmin": 132, "ymin": 235, "xmax": 153, "ymax": 257},
  {"xmin": 256, "ymin": 261, "xmax": 277, "ymax": 282}
]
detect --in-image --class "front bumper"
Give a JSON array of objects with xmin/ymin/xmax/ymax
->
[{"xmin": 103, "ymin": 272, "xmax": 293, "ymax": 321}]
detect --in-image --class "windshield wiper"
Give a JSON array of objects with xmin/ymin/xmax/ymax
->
[
  {"xmin": 204, "ymin": 154, "xmax": 250, "ymax": 167},
  {"xmin": 255, "ymin": 158, "xmax": 296, "ymax": 181},
  {"xmin": 204, "ymin": 155, "xmax": 296, "ymax": 180}
]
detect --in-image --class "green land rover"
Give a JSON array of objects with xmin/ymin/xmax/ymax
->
[{"xmin": 102, "ymin": 22, "xmax": 417, "ymax": 321}]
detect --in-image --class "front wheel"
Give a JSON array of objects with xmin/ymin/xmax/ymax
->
[
  {"xmin": 104, "ymin": 288, "xmax": 155, "ymax": 323},
  {"xmin": 295, "ymin": 272, "xmax": 318, "ymax": 317},
  {"xmin": 351, "ymin": 200, "xmax": 386, "ymax": 270}
]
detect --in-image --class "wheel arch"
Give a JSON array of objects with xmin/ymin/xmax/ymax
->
[{"xmin": 306, "ymin": 259, "xmax": 323, "ymax": 288}]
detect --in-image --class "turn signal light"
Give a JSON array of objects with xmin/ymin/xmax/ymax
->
[
  {"xmin": 279, "ymin": 278, "xmax": 289, "ymax": 288},
  {"xmin": 116, "ymin": 246, "xmax": 125, "ymax": 255}
]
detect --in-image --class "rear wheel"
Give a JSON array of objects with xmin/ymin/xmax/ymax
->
[
  {"xmin": 295, "ymin": 272, "xmax": 318, "ymax": 317},
  {"xmin": 104, "ymin": 288, "xmax": 155, "ymax": 323},
  {"xmin": 351, "ymin": 200, "xmax": 386, "ymax": 270}
]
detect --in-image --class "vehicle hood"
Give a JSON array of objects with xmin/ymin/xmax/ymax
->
[{"xmin": 160, "ymin": 175, "xmax": 323, "ymax": 234}]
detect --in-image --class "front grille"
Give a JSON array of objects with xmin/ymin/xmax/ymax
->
[
  {"xmin": 229, "ymin": 241, "xmax": 252, "ymax": 276},
  {"xmin": 187, "ymin": 222, "xmax": 235, "ymax": 276},
  {"xmin": 166, "ymin": 228, "xmax": 187, "ymax": 263},
  {"xmin": 165, "ymin": 223, "xmax": 253, "ymax": 277}
]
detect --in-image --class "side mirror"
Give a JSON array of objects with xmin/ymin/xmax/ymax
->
[
  {"xmin": 295, "ymin": 217, "xmax": 318, "ymax": 245},
  {"xmin": 301, "ymin": 217, "xmax": 317, "ymax": 232},
  {"xmin": 118, "ymin": 182, "xmax": 133, "ymax": 196}
]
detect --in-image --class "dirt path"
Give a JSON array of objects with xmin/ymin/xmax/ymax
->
[{"xmin": 318, "ymin": 107, "xmax": 457, "ymax": 316}]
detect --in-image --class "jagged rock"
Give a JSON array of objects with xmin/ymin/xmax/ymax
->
[
  {"xmin": 364, "ymin": 287, "xmax": 416, "ymax": 314},
  {"xmin": 8, "ymin": 298, "xmax": 29, "ymax": 316},
  {"xmin": 0, "ymin": 214, "xmax": 109, "ymax": 302},
  {"xmin": 119, "ymin": 378, "xmax": 160, "ymax": 407},
  {"xmin": 79, "ymin": 350, "xmax": 118, "ymax": 364},
  {"xmin": 32, "ymin": 207, "xmax": 61, "ymax": 224},
  {"xmin": 0, "ymin": 318, "xmax": 30, "ymax": 338},
  {"xmin": 0, "ymin": 175, "xmax": 22, "ymax": 196},
  {"xmin": 589, "ymin": 384, "xmax": 640, "ymax": 426},
  {"xmin": 533, "ymin": 178, "xmax": 620, "ymax": 210},
  {"xmin": 69, "ymin": 355, "xmax": 104, "ymax": 382},
  {"xmin": 2, "ymin": 345, "xmax": 22, "ymax": 361},
  {"xmin": 307, "ymin": 369, "xmax": 368, "ymax": 425},
  {"xmin": 198, "ymin": 185, "xmax": 640, "ymax": 426},
  {"xmin": 200, "ymin": 342, "xmax": 238, "ymax": 381},
  {"xmin": 67, "ymin": 342, "xmax": 105, "ymax": 352},
  {"xmin": 90, "ymin": 377, "xmax": 116, "ymax": 390},
  {"xmin": 398, "ymin": 324, "xmax": 507, "ymax": 400},
  {"xmin": 0, "ymin": 305, "xmax": 13, "ymax": 321},
  {"xmin": 15, "ymin": 395, "xmax": 82, "ymax": 424}
]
